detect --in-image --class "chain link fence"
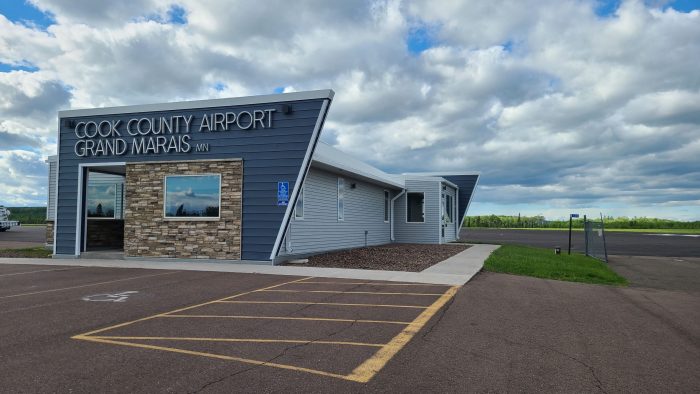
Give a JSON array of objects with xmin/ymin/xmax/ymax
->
[{"xmin": 584, "ymin": 216, "xmax": 608, "ymax": 263}]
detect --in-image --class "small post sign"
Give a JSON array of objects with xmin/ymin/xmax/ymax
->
[
  {"xmin": 568, "ymin": 213, "xmax": 579, "ymax": 254},
  {"xmin": 277, "ymin": 181, "xmax": 289, "ymax": 206}
]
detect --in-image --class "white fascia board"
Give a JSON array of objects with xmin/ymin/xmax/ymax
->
[
  {"xmin": 403, "ymin": 171, "xmax": 481, "ymax": 176},
  {"xmin": 59, "ymin": 90, "xmax": 335, "ymax": 118},
  {"xmin": 311, "ymin": 161, "xmax": 404, "ymax": 190},
  {"xmin": 401, "ymin": 175, "xmax": 457, "ymax": 188}
]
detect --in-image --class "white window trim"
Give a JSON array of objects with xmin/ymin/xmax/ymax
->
[
  {"xmin": 405, "ymin": 192, "xmax": 425, "ymax": 223},
  {"xmin": 337, "ymin": 177, "xmax": 344, "ymax": 221},
  {"xmin": 383, "ymin": 190, "xmax": 390, "ymax": 223},
  {"xmin": 87, "ymin": 182, "xmax": 119, "ymax": 220},
  {"xmin": 294, "ymin": 186, "xmax": 304, "ymax": 220},
  {"xmin": 163, "ymin": 173, "xmax": 222, "ymax": 221}
]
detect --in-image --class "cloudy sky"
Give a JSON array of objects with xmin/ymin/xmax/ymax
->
[{"xmin": 0, "ymin": 0, "xmax": 698, "ymax": 220}]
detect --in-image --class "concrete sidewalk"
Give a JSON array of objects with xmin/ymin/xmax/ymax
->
[{"xmin": 0, "ymin": 244, "xmax": 498, "ymax": 286}]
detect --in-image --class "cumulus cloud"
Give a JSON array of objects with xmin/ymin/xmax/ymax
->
[{"xmin": 0, "ymin": 0, "xmax": 698, "ymax": 219}]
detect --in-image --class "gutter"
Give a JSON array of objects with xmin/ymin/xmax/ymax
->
[{"xmin": 390, "ymin": 190, "xmax": 406, "ymax": 241}]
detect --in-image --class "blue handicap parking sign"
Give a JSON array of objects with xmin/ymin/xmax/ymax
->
[{"xmin": 277, "ymin": 181, "xmax": 289, "ymax": 206}]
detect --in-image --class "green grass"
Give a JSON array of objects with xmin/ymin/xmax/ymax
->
[
  {"xmin": 0, "ymin": 247, "xmax": 52, "ymax": 258},
  {"xmin": 468, "ymin": 227, "xmax": 700, "ymax": 234},
  {"xmin": 484, "ymin": 244, "xmax": 627, "ymax": 286}
]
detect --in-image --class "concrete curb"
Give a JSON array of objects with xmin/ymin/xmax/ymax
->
[{"xmin": 0, "ymin": 244, "xmax": 499, "ymax": 286}]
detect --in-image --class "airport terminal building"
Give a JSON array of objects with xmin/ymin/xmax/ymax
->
[{"xmin": 45, "ymin": 90, "xmax": 478, "ymax": 264}]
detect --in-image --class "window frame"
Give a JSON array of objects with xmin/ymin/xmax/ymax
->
[
  {"xmin": 163, "ymin": 173, "xmax": 222, "ymax": 221},
  {"xmin": 406, "ymin": 192, "xmax": 425, "ymax": 223},
  {"xmin": 86, "ymin": 182, "xmax": 118, "ymax": 220},
  {"xmin": 442, "ymin": 192, "xmax": 454, "ymax": 224},
  {"xmin": 337, "ymin": 177, "xmax": 344, "ymax": 221},
  {"xmin": 294, "ymin": 186, "xmax": 304, "ymax": 220}
]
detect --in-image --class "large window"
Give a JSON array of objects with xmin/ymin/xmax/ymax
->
[
  {"xmin": 87, "ymin": 184, "xmax": 116, "ymax": 218},
  {"xmin": 295, "ymin": 187, "xmax": 304, "ymax": 219},
  {"xmin": 443, "ymin": 193, "xmax": 454, "ymax": 223},
  {"xmin": 406, "ymin": 192, "xmax": 424, "ymax": 223},
  {"xmin": 164, "ymin": 174, "xmax": 221, "ymax": 219},
  {"xmin": 384, "ymin": 190, "xmax": 390, "ymax": 222},
  {"xmin": 337, "ymin": 177, "xmax": 344, "ymax": 221}
]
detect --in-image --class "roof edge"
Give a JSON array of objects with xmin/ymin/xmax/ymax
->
[
  {"xmin": 402, "ymin": 171, "xmax": 481, "ymax": 176},
  {"xmin": 59, "ymin": 89, "xmax": 335, "ymax": 118}
]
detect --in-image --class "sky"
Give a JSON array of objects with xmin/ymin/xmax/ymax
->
[{"xmin": 0, "ymin": 0, "xmax": 698, "ymax": 221}]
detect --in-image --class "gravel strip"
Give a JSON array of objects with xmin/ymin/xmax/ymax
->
[{"xmin": 290, "ymin": 243, "xmax": 471, "ymax": 272}]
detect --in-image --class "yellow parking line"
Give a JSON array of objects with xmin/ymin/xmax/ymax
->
[
  {"xmin": 73, "ymin": 276, "xmax": 313, "ymax": 338},
  {"xmin": 345, "ymin": 285, "xmax": 460, "ymax": 383},
  {"xmin": 260, "ymin": 289, "xmax": 443, "ymax": 296},
  {"xmin": 74, "ymin": 335, "xmax": 351, "ymax": 381},
  {"xmin": 84, "ymin": 336, "xmax": 385, "ymax": 347},
  {"xmin": 216, "ymin": 301, "xmax": 428, "ymax": 309},
  {"xmin": 161, "ymin": 314, "xmax": 412, "ymax": 325},
  {"xmin": 0, "ymin": 271, "xmax": 180, "ymax": 299},
  {"xmin": 291, "ymin": 281, "xmax": 446, "ymax": 286}
]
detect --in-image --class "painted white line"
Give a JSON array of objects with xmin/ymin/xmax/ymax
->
[
  {"xmin": 0, "ymin": 267, "xmax": 85, "ymax": 278},
  {"xmin": 645, "ymin": 234, "xmax": 700, "ymax": 237}
]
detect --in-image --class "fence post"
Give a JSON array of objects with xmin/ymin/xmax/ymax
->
[
  {"xmin": 584, "ymin": 215, "xmax": 588, "ymax": 256},
  {"xmin": 600, "ymin": 213, "xmax": 609, "ymax": 263}
]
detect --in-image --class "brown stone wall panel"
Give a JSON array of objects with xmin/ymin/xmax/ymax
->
[
  {"xmin": 46, "ymin": 221, "xmax": 54, "ymax": 245},
  {"xmin": 124, "ymin": 160, "xmax": 242, "ymax": 259}
]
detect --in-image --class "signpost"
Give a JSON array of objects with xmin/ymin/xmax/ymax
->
[{"xmin": 568, "ymin": 213, "xmax": 579, "ymax": 255}]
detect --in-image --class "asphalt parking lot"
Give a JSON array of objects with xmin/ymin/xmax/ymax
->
[
  {"xmin": 0, "ymin": 225, "xmax": 45, "ymax": 249},
  {"xmin": 1, "ymin": 262, "xmax": 698, "ymax": 392},
  {"xmin": 460, "ymin": 228, "xmax": 700, "ymax": 257}
]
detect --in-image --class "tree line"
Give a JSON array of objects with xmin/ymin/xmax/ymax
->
[
  {"xmin": 463, "ymin": 214, "xmax": 700, "ymax": 229},
  {"xmin": 5, "ymin": 207, "xmax": 47, "ymax": 224}
]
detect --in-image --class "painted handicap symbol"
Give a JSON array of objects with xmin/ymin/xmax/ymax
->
[{"xmin": 82, "ymin": 291, "xmax": 138, "ymax": 302}]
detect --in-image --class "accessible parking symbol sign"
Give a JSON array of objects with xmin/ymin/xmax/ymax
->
[{"xmin": 277, "ymin": 181, "xmax": 289, "ymax": 206}]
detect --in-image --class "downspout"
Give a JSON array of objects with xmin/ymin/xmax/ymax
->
[{"xmin": 390, "ymin": 190, "xmax": 406, "ymax": 242}]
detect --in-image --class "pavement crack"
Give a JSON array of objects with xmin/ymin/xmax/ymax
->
[{"xmin": 420, "ymin": 289, "xmax": 457, "ymax": 341}]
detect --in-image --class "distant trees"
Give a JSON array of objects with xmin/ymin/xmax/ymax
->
[{"xmin": 463, "ymin": 215, "xmax": 700, "ymax": 229}]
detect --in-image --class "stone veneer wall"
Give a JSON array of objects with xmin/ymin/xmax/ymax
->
[
  {"xmin": 124, "ymin": 160, "xmax": 242, "ymax": 259},
  {"xmin": 46, "ymin": 221, "xmax": 54, "ymax": 245}
]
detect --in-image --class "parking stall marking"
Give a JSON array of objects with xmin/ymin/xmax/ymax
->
[
  {"xmin": 261, "ymin": 289, "xmax": 444, "ymax": 296},
  {"xmin": 0, "ymin": 267, "xmax": 86, "ymax": 277},
  {"xmin": 160, "ymin": 314, "xmax": 413, "ymax": 325},
  {"xmin": 0, "ymin": 271, "xmax": 180, "ymax": 300},
  {"xmin": 85, "ymin": 336, "xmax": 385, "ymax": 347},
  {"xmin": 215, "ymin": 300, "xmax": 430, "ymax": 309},
  {"xmin": 72, "ymin": 276, "xmax": 459, "ymax": 383}
]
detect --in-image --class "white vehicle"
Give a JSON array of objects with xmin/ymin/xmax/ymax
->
[{"xmin": 0, "ymin": 206, "xmax": 20, "ymax": 232}]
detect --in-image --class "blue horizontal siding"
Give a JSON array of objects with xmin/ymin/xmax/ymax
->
[{"xmin": 55, "ymin": 98, "xmax": 329, "ymax": 260}]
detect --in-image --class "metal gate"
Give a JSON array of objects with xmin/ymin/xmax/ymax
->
[{"xmin": 584, "ymin": 215, "xmax": 608, "ymax": 263}]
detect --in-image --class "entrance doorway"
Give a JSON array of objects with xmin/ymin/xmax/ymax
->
[{"xmin": 80, "ymin": 164, "xmax": 126, "ymax": 255}]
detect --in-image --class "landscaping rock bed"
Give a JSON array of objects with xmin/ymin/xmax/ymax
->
[{"xmin": 294, "ymin": 243, "xmax": 470, "ymax": 272}]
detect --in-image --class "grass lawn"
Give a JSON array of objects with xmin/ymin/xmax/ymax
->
[
  {"xmin": 484, "ymin": 244, "xmax": 627, "ymax": 286},
  {"xmin": 468, "ymin": 227, "xmax": 700, "ymax": 234},
  {"xmin": 0, "ymin": 247, "xmax": 52, "ymax": 258}
]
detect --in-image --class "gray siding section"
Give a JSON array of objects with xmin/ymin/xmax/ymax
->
[
  {"xmin": 443, "ymin": 185, "xmax": 457, "ymax": 242},
  {"xmin": 393, "ymin": 179, "xmax": 440, "ymax": 244},
  {"xmin": 282, "ymin": 167, "xmax": 394, "ymax": 256},
  {"xmin": 55, "ymin": 98, "xmax": 329, "ymax": 260},
  {"xmin": 440, "ymin": 175, "xmax": 478, "ymax": 225},
  {"xmin": 46, "ymin": 157, "xmax": 57, "ymax": 220}
]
